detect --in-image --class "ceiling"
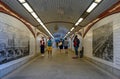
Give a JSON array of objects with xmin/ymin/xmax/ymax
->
[{"xmin": 1, "ymin": 0, "xmax": 119, "ymax": 38}]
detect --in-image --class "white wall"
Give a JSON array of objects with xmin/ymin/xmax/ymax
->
[{"xmin": 83, "ymin": 12, "xmax": 120, "ymax": 70}]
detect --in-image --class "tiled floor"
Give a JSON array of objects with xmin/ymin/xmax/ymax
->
[{"xmin": 2, "ymin": 49, "xmax": 119, "ymax": 79}]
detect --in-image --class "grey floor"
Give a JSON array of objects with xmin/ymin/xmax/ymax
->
[{"xmin": 2, "ymin": 49, "xmax": 118, "ymax": 79}]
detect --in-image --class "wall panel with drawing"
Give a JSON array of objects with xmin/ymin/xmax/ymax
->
[{"xmin": 0, "ymin": 13, "xmax": 34, "ymax": 65}]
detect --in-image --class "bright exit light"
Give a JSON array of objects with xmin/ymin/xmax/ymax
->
[{"xmin": 87, "ymin": 2, "xmax": 97, "ymax": 13}]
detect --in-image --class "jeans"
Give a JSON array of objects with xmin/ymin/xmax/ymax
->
[
  {"xmin": 74, "ymin": 47, "xmax": 79, "ymax": 56},
  {"xmin": 40, "ymin": 45, "xmax": 45, "ymax": 54}
]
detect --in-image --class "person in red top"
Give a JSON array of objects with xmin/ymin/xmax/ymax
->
[
  {"xmin": 73, "ymin": 35, "xmax": 80, "ymax": 59},
  {"xmin": 40, "ymin": 37, "xmax": 45, "ymax": 56}
]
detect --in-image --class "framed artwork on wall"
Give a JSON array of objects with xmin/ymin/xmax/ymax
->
[{"xmin": 93, "ymin": 22, "xmax": 113, "ymax": 62}]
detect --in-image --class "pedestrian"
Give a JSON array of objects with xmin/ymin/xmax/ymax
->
[
  {"xmin": 58, "ymin": 39, "xmax": 63, "ymax": 53},
  {"xmin": 47, "ymin": 37, "xmax": 52, "ymax": 57},
  {"xmin": 64, "ymin": 38, "xmax": 69, "ymax": 54},
  {"xmin": 40, "ymin": 37, "xmax": 45, "ymax": 56},
  {"xmin": 72, "ymin": 35, "xmax": 80, "ymax": 59}
]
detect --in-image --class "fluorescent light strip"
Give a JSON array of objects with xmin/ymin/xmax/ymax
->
[
  {"xmin": 36, "ymin": 18, "xmax": 42, "ymax": 23},
  {"xmin": 18, "ymin": 0, "xmax": 26, "ymax": 3},
  {"xmin": 64, "ymin": 30, "xmax": 72, "ymax": 38},
  {"xmin": 64, "ymin": 33, "xmax": 68, "ymax": 38},
  {"xmin": 22, "ymin": 3, "xmax": 33, "ymax": 13},
  {"xmin": 70, "ymin": 27, "xmax": 74, "ymax": 31},
  {"xmin": 68, "ymin": 32, "xmax": 70, "ymax": 34},
  {"xmin": 64, "ymin": 31, "xmax": 71, "ymax": 38},
  {"xmin": 95, "ymin": 0, "xmax": 102, "ymax": 3},
  {"xmin": 18, "ymin": 1, "xmax": 54, "ymax": 38},
  {"xmin": 64, "ymin": 36, "xmax": 66, "ymax": 39},
  {"xmin": 75, "ymin": 18, "xmax": 83, "ymax": 26},
  {"xmin": 86, "ymin": 2, "xmax": 98, "ymax": 13},
  {"xmin": 42, "ymin": 25, "xmax": 54, "ymax": 38},
  {"xmin": 31, "ymin": 12, "xmax": 38, "ymax": 19}
]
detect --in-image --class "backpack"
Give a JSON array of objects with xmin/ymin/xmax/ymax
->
[
  {"xmin": 74, "ymin": 39, "xmax": 80, "ymax": 47},
  {"xmin": 48, "ymin": 40, "xmax": 52, "ymax": 46}
]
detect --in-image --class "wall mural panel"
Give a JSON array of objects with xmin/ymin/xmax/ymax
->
[
  {"xmin": 93, "ymin": 23, "xmax": 113, "ymax": 62},
  {"xmin": 0, "ymin": 22, "xmax": 30, "ymax": 65}
]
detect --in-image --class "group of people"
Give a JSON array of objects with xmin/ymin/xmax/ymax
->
[
  {"xmin": 58, "ymin": 38, "xmax": 69, "ymax": 54},
  {"xmin": 39, "ymin": 35, "xmax": 83, "ymax": 59},
  {"xmin": 40, "ymin": 37, "xmax": 52, "ymax": 57}
]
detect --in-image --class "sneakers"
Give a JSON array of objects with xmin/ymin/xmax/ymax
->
[
  {"xmin": 72, "ymin": 56, "xmax": 78, "ymax": 59},
  {"xmin": 41, "ymin": 54, "xmax": 44, "ymax": 56}
]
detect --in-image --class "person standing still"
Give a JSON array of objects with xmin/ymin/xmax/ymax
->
[
  {"xmin": 40, "ymin": 37, "xmax": 45, "ymax": 56},
  {"xmin": 64, "ymin": 38, "xmax": 69, "ymax": 54},
  {"xmin": 47, "ymin": 37, "xmax": 52, "ymax": 57},
  {"xmin": 73, "ymin": 35, "xmax": 80, "ymax": 59},
  {"xmin": 58, "ymin": 39, "xmax": 63, "ymax": 53}
]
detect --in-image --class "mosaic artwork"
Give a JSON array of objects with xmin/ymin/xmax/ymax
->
[
  {"xmin": 93, "ymin": 23, "xmax": 113, "ymax": 62},
  {"xmin": 0, "ymin": 22, "xmax": 30, "ymax": 64}
]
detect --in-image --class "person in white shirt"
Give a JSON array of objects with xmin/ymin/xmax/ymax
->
[
  {"xmin": 40, "ymin": 37, "xmax": 45, "ymax": 56},
  {"xmin": 64, "ymin": 38, "xmax": 69, "ymax": 54}
]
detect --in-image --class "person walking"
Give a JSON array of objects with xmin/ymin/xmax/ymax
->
[
  {"xmin": 64, "ymin": 38, "xmax": 69, "ymax": 54},
  {"xmin": 40, "ymin": 37, "xmax": 45, "ymax": 56},
  {"xmin": 47, "ymin": 37, "xmax": 52, "ymax": 57},
  {"xmin": 73, "ymin": 35, "xmax": 80, "ymax": 59}
]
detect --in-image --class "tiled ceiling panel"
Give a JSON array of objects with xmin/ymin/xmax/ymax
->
[{"xmin": 27, "ymin": 0, "xmax": 93, "ymax": 23}]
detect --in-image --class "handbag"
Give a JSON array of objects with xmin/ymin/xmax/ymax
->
[{"xmin": 58, "ymin": 42, "xmax": 62, "ymax": 46}]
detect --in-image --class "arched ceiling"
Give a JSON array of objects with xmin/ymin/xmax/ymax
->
[{"xmin": 1, "ymin": 0, "xmax": 119, "ymax": 38}]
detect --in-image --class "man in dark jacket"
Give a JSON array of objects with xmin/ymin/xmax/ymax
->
[
  {"xmin": 73, "ymin": 35, "xmax": 80, "ymax": 59},
  {"xmin": 40, "ymin": 37, "xmax": 45, "ymax": 56}
]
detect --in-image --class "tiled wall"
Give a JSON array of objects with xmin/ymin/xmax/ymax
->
[{"xmin": 83, "ymin": 13, "xmax": 120, "ymax": 77}]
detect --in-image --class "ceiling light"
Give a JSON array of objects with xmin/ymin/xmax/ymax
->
[
  {"xmin": 68, "ymin": 32, "xmax": 70, "ymax": 34},
  {"xmin": 36, "ymin": 18, "xmax": 42, "ymax": 23},
  {"xmin": 20, "ymin": 1, "xmax": 54, "ymax": 38},
  {"xmin": 86, "ymin": 2, "xmax": 98, "ymax": 13},
  {"xmin": 75, "ymin": 18, "xmax": 83, "ymax": 26},
  {"xmin": 22, "ymin": 3, "xmax": 33, "ymax": 13},
  {"xmin": 31, "ymin": 12, "xmax": 38, "ymax": 19},
  {"xmin": 64, "ymin": 35, "xmax": 67, "ymax": 39},
  {"xmin": 70, "ymin": 27, "xmax": 74, "ymax": 31},
  {"xmin": 36, "ymin": 18, "xmax": 54, "ymax": 38},
  {"xmin": 75, "ymin": 32, "xmax": 78, "ymax": 34},
  {"xmin": 18, "ymin": 0, "xmax": 26, "ymax": 3},
  {"xmin": 95, "ymin": 0, "xmax": 102, "ymax": 3},
  {"xmin": 40, "ymin": 24, "xmax": 54, "ymax": 38},
  {"xmin": 64, "ymin": 31, "xmax": 70, "ymax": 38}
]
